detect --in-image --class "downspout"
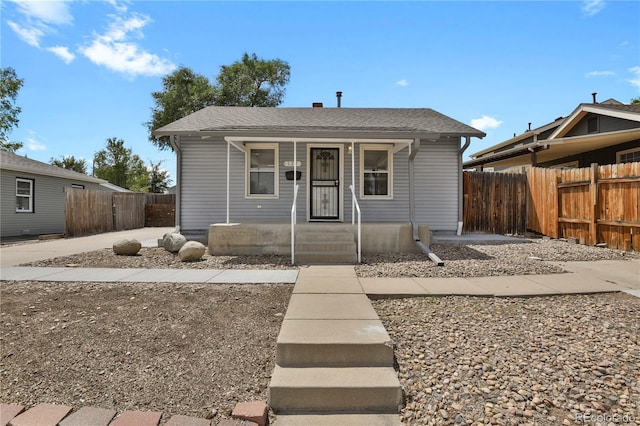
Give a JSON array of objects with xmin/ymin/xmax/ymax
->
[
  {"xmin": 457, "ymin": 136, "xmax": 471, "ymax": 236},
  {"xmin": 170, "ymin": 135, "xmax": 181, "ymax": 233},
  {"xmin": 409, "ymin": 137, "xmax": 444, "ymax": 266}
]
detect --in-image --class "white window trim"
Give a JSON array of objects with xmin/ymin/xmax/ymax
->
[
  {"xmin": 245, "ymin": 143, "xmax": 279, "ymax": 199},
  {"xmin": 616, "ymin": 147, "xmax": 640, "ymax": 164},
  {"xmin": 359, "ymin": 144, "xmax": 393, "ymax": 199},
  {"xmin": 16, "ymin": 178, "xmax": 34, "ymax": 213}
]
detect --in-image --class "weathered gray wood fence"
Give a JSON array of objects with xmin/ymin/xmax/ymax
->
[{"xmin": 65, "ymin": 188, "xmax": 175, "ymax": 237}]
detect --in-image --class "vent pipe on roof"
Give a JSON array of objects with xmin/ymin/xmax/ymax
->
[
  {"xmin": 336, "ymin": 91, "xmax": 342, "ymax": 108},
  {"xmin": 528, "ymin": 122, "xmax": 532, "ymax": 131},
  {"xmin": 592, "ymin": 92, "xmax": 598, "ymax": 103}
]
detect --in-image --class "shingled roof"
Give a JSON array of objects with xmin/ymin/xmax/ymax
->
[
  {"xmin": 154, "ymin": 107, "xmax": 485, "ymax": 138},
  {"xmin": 0, "ymin": 150, "xmax": 104, "ymax": 184}
]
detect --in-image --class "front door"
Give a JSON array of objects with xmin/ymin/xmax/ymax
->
[{"xmin": 310, "ymin": 148, "xmax": 340, "ymax": 220}]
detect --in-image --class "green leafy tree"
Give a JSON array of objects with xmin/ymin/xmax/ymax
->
[
  {"xmin": 213, "ymin": 52, "xmax": 290, "ymax": 107},
  {"xmin": 148, "ymin": 160, "xmax": 171, "ymax": 193},
  {"xmin": 93, "ymin": 137, "xmax": 149, "ymax": 191},
  {"xmin": 631, "ymin": 97, "xmax": 640, "ymax": 105},
  {"xmin": 147, "ymin": 54, "xmax": 290, "ymax": 151},
  {"xmin": 147, "ymin": 66, "xmax": 215, "ymax": 151},
  {"xmin": 0, "ymin": 67, "xmax": 24, "ymax": 152},
  {"xmin": 50, "ymin": 155, "xmax": 88, "ymax": 174}
]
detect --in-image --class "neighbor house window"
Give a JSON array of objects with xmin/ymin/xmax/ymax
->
[
  {"xmin": 617, "ymin": 147, "xmax": 640, "ymax": 164},
  {"xmin": 71, "ymin": 184, "xmax": 85, "ymax": 189},
  {"xmin": 16, "ymin": 178, "xmax": 34, "ymax": 213},
  {"xmin": 246, "ymin": 143, "xmax": 278, "ymax": 197},
  {"xmin": 360, "ymin": 144, "xmax": 393, "ymax": 198}
]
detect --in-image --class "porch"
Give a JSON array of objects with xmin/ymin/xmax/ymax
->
[{"xmin": 208, "ymin": 222, "xmax": 431, "ymax": 264}]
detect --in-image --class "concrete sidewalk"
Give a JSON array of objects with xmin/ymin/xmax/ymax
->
[
  {"xmin": 0, "ymin": 266, "xmax": 298, "ymax": 284},
  {"xmin": 0, "ymin": 227, "xmax": 174, "ymax": 267}
]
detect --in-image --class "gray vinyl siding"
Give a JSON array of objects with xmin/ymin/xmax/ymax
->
[
  {"xmin": 0, "ymin": 169, "xmax": 103, "ymax": 237},
  {"xmin": 179, "ymin": 137, "xmax": 460, "ymax": 232},
  {"xmin": 414, "ymin": 138, "xmax": 460, "ymax": 231}
]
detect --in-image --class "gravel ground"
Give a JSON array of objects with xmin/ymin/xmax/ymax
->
[
  {"xmin": 4, "ymin": 237, "xmax": 639, "ymax": 425},
  {"xmin": 372, "ymin": 294, "xmax": 640, "ymax": 426},
  {"xmin": 0, "ymin": 281, "xmax": 291, "ymax": 423},
  {"xmin": 357, "ymin": 238, "xmax": 639, "ymax": 278}
]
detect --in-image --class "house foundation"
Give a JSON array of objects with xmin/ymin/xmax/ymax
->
[{"xmin": 208, "ymin": 223, "xmax": 430, "ymax": 256}]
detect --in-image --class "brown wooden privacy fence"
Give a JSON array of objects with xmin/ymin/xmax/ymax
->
[
  {"xmin": 65, "ymin": 189, "xmax": 175, "ymax": 237},
  {"xmin": 463, "ymin": 171, "xmax": 528, "ymax": 235},
  {"xmin": 528, "ymin": 163, "xmax": 640, "ymax": 251}
]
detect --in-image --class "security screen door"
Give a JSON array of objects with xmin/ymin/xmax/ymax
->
[{"xmin": 310, "ymin": 148, "xmax": 340, "ymax": 220}]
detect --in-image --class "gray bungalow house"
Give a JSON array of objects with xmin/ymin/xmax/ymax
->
[
  {"xmin": 154, "ymin": 105, "xmax": 485, "ymax": 263},
  {"xmin": 0, "ymin": 151, "xmax": 113, "ymax": 238},
  {"xmin": 465, "ymin": 97, "xmax": 640, "ymax": 170}
]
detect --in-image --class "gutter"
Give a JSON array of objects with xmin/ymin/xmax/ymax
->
[
  {"xmin": 457, "ymin": 136, "xmax": 471, "ymax": 235},
  {"xmin": 409, "ymin": 137, "xmax": 444, "ymax": 266},
  {"xmin": 170, "ymin": 135, "xmax": 181, "ymax": 233}
]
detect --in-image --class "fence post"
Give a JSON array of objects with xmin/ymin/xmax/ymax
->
[{"xmin": 589, "ymin": 163, "xmax": 598, "ymax": 245}]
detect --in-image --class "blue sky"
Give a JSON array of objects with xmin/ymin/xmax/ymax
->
[{"xmin": 2, "ymin": 0, "xmax": 639, "ymax": 185}]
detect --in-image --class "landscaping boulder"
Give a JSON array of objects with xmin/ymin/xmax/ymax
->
[
  {"xmin": 163, "ymin": 232, "xmax": 187, "ymax": 253},
  {"xmin": 113, "ymin": 238, "xmax": 141, "ymax": 256},
  {"xmin": 178, "ymin": 241, "xmax": 206, "ymax": 262}
]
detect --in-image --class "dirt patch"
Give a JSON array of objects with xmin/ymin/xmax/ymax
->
[{"xmin": 0, "ymin": 280, "xmax": 292, "ymax": 422}]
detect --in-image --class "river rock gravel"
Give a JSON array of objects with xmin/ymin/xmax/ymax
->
[{"xmin": 372, "ymin": 294, "xmax": 640, "ymax": 426}]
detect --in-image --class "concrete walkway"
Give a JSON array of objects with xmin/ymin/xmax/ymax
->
[{"xmin": 2, "ymin": 259, "xmax": 638, "ymax": 295}]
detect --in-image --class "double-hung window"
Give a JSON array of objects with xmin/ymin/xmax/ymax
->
[
  {"xmin": 16, "ymin": 178, "xmax": 34, "ymax": 213},
  {"xmin": 246, "ymin": 143, "xmax": 279, "ymax": 198},
  {"xmin": 360, "ymin": 144, "xmax": 393, "ymax": 199},
  {"xmin": 617, "ymin": 147, "xmax": 640, "ymax": 164}
]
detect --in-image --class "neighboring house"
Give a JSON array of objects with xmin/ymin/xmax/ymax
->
[
  {"xmin": 154, "ymin": 105, "xmax": 485, "ymax": 259},
  {"xmin": 465, "ymin": 97, "xmax": 640, "ymax": 170},
  {"xmin": 0, "ymin": 150, "xmax": 108, "ymax": 237}
]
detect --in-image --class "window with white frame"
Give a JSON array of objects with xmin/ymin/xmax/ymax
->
[
  {"xmin": 617, "ymin": 147, "xmax": 640, "ymax": 164},
  {"xmin": 16, "ymin": 178, "xmax": 34, "ymax": 213},
  {"xmin": 360, "ymin": 144, "xmax": 393, "ymax": 198},
  {"xmin": 246, "ymin": 143, "xmax": 278, "ymax": 197}
]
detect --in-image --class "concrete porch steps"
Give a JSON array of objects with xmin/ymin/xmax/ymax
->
[
  {"xmin": 269, "ymin": 266, "xmax": 403, "ymax": 423},
  {"xmin": 294, "ymin": 230, "xmax": 357, "ymax": 264}
]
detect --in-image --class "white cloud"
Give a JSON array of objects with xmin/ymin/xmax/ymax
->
[
  {"xmin": 10, "ymin": 0, "xmax": 73, "ymax": 25},
  {"xmin": 105, "ymin": 0, "xmax": 130, "ymax": 13},
  {"xmin": 47, "ymin": 46, "xmax": 76, "ymax": 64},
  {"xmin": 395, "ymin": 79, "xmax": 409, "ymax": 87},
  {"xmin": 582, "ymin": 0, "xmax": 605, "ymax": 16},
  {"xmin": 585, "ymin": 70, "xmax": 615, "ymax": 78},
  {"xmin": 79, "ymin": 14, "xmax": 176, "ymax": 77},
  {"xmin": 628, "ymin": 66, "xmax": 640, "ymax": 91},
  {"xmin": 470, "ymin": 115, "xmax": 503, "ymax": 131},
  {"xmin": 27, "ymin": 138, "xmax": 47, "ymax": 151},
  {"xmin": 7, "ymin": 20, "xmax": 44, "ymax": 47}
]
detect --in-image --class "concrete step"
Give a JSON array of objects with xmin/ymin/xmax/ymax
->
[
  {"xmin": 268, "ymin": 366, "xmax": 402, "ymax": 414},
  {"xmin": 295, "ymin": 241, "xmax": 356, "ymax": 253},
  {"xmin": 296, "ymin": 232, "xmax": 354, "ymax": 243},
  {"xmin": 277, "ymin": 319, "xmax": 394, "ymax": 367},
  {"xmin": 273, "ymin": 414, "xmax": 403, "ymax": 425}
]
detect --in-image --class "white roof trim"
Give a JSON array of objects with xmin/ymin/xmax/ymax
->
[
  {"xmin": 223, "ymin": 135, "xmax": 417, "ymax": 153},
  {"xmin": 550, "ymin": 104, "xmax": 640, "ymax": 139}
]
